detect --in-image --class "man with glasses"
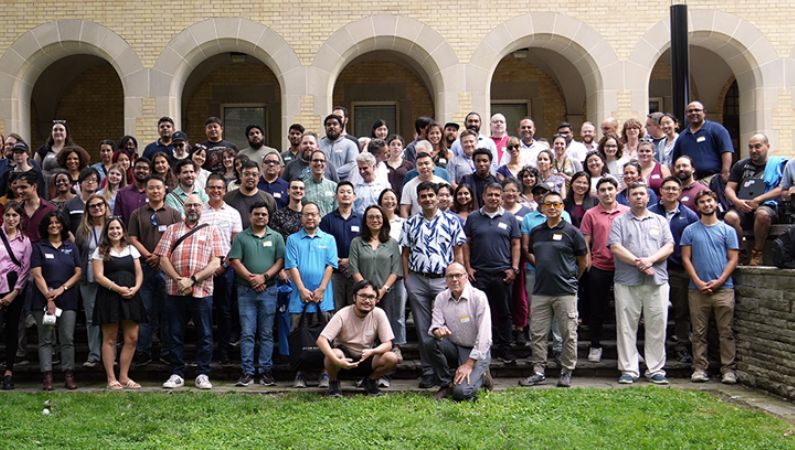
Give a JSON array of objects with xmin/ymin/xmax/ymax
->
[
  {"xmin": 428, "ymin": 262, "xmax": 492, "ymax": 401},
  {"xmin": 672, "ymin": 100, "xmax": 734, "ymax": 183},
  {"xmin": 317, "ymin": 280, "xmax": 398, "ymax": 397},
  {"xmin": 303, "ymin": 149, "xmax": 338, "ymax": 217},
  {"xmin": 519, "ymin": 191, "xmax": 588, "ymax": 388},
  {"xmin": 257, "ymin": 152, "xmax": 289, "ymax": 209},
  {"xmin": 284, "ymin": 132, "xmax": 338, "ymax": 183},
  {"xmin": 63, "ymin": 167, "xmax": 101, "ymax": 234},
  {"xmin": 156, "ymin": 194, "xmax": 226, "ymax": 390},
  {"xmin": 201, "ymin": 173, "xmax": 244, "ymax": 365},
  {"xmin": 114, "ymin": 157, "xmax": 152, "ymax": 226},
  {"xmin": 167, "ymin": 131, "xmax": 190, "ymax": 166},
  {"xmin": 224, "ymin": 160, "xmax": 276, "ymax": 230},
  {"xmin": 142, "ymin": 116, "xmax": 175, "ymax": 161},
  {"xmin": 609, "ymin": 182, "xmax": 674, "ymax": 385},
  {"xmin": 649, "ymin": 176, "xmax": 699, "ymax": 363},
  {"xmin": 166, "ymin": 159, "xmax": 209, "ymax": 217},
  {"xmin": 129, "ymin": 175, "xmax": 182, "ymax": 366}
]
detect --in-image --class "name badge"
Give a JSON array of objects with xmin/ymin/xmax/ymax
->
[
  {"xmin": 649, "ymin": 226, "xmax": 660, "ymax": 236},
  {"xmin": 158, "ymin": 225, "xmax": 167, "ymax": 232},
  {"xmin": 197, "ymin": 235, "xmax": 206, "ymax": 242},
  {"xmin": 335, "ymin": 149, "xmax": 343, "ymax": 153},
  {"xmin": 697, "ymin": 136, "xmax": 706, "ymax": 143},
  {"xmin": 45, "ymin": 253, "xmax": 55, "ymax": 259},
  {"xmin": 553, "ymin": 233, "xmax": 563, "ymax": 241},
  {"xmin": 351, "ymin": 226, "xmax": 360, "ymax": 232},
  {"xmin": 681, "ymin": 196, "xmax": 689, "ymax": 202},
  {"xmin": 439, "ymin": 158, "xmax": 448, "ymax": 165},
  {"xmin": 273, "ymin": 193, "xmax": 282, "ymax": 198},
  {"xmin": 651, "ymin": 174, "xmax": 661, "ymax": 179},
  {"xmin": 497, "ymin": 222, "xmax": 508, "ymax": 230},
  {"xmin": 263, "ymin": 241, "xmax": 273, "ymax": 247},
  {"xmin": 324, "ymin": 191, "xmax": 334, "ymax": 197},
  {"xmin": 459, "ymin": 314, "xmax": 471, "ymax": 323}
]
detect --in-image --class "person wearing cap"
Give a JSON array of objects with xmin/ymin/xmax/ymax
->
[
  {"xmin": 0, "ymin": 142, "xmax": 45, "ymax": 200},
  {"xmin": 238, "ymin": 124, "xmax": 280, "ymax": 170},
  {"xmin": 168, "ymin": 131, "xmax": 191, "ymax": 167},
  {"xmin": 142, "ymin": 117, "xmax": 175, "ymax": 161},
  {"xmin": 443, "ymin": 122, "xmax": 459, "ymax": 151}
]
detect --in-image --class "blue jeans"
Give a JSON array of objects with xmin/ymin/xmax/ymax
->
[
  {"xmin": 238, "ymin": 285, "xmax": 278, "ymax": 376},
  {"xmin": 166, "ymin": 295, "xmax": 213, "ymax": 377},
  {"xmin": 138, "ymin": 264, "xmax": 169, "ymax": 357}
]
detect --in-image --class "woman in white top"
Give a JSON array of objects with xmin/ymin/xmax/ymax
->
[
  {"xmin": 598, "ymin": 134, "xmax": 628, "ymax": 186},
  {"xmin": 658, "ymin": 113, "xmax": 680, "ymax": 168}
]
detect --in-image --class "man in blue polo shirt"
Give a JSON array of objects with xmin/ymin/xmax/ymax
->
[
  {"xmin": 671, "ymin": 101, "xmax": 734, "ymax": 183},
  {"xmin": 463, "ymin": 181, "xmax": 520, "ymax": 364},
  {"xmin": 319, "ymin": 181, "xmax": 361, "ymax": 311}
]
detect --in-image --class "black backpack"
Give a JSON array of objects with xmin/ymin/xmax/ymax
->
[{"xmin": 772, "ymin": 225, "xmax": 795, "ymax": 268}]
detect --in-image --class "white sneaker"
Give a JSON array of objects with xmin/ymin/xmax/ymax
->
[
  {"xmin": 162, "ymin": 374, "xmax": 184, "ymax": 389},
  {"xmin": 195, "ymin": 374, "xmax": 213, "ymax": 390},
  {"xmin": 587, "ymin": 347, "xmax": 602, "ymax": 363}
]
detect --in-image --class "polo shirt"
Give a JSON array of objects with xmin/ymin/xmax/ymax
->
[
  {"xmin": 113, "ymin": 184, "xmax": 148, "ymax": 226},
  {"xmin": 284, "ymin": 228, "xmax": 338, "ymax": 313},
  {"xmin": 31, "ymin": 240, "xmax": 81, "ymax": 310},
  {"xmin": 143, "ymin": 140, "xmax": 174, "ymax": 161},
  {"xmin": 580, "ymin": 203, "xmax": 629, "ymax": 271},
  {"xmin": 608, "ymin": 210, "xmax": 674, "ymax": 286},
  {"xmin": 281, "ymin": 148, "xmax": 300, "ymax": 165},
  {"xmin": 22, "ymin": 199, "xmax": 57, "ymax": 243},
  {"xmin": 464, "ymin": 208, "xmax": 520, "ymax": 271},
  {"xmin": 303, "ymin": 177, "xmax": 338, "ymax": 217},
  {"xmin": 400, "ymin": 209, "xmax": 466, "ymax": 275},
  {"xmin": 227, "ymin": 227, "xmax": 285, "ymax": 288},
  {"xmin": 258, "ymin": 176, "xmax": 289, "ymax": 209},
  {"xmin": 319, "ymin": 209, "xmax": 362, "ymax": 259},
  {"xmin": 679, "ymin": 181, "xmax": 708, "ymax": 212},
  {"xmin": 528, "ymin": 220, "xmax": 588, "ymax": 295},
  {"xmin": 649, "ymin": 202, "xmax": 699, "ymax": 269},
  {"xmin": 200, "ymin": 201, "xmax": 243, "ymax": 255},
  {"xmin": 521, "ymin": 209, "xmax": 572, "ymax": 271},
  {"xmin": 671, "ymin": 120, "xmax": 734, "ymax": 177},
  {"xmin": 680, "ymin": 220, "xmax": 740, "ymax": 289},
  {"xmin": 224, "ymin": 189, "xmax": 277, "ymax": 230},
  {"xmin": 165, "ymin": 185, "xmax": 208, "ymax": 217},
  {"xmin": 128, "ymin": 203, "xmax": 183, "ymax": 252}
]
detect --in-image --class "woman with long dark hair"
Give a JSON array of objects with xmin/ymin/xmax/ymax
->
[
  {"xmin": 452, "ymin": 183, "xmax": 478, "ymax": 225},
  {"xmin": 35, "ymin": 120, "xmax": 74, "ymax": 182},
  {"xmin": 563, "ymin": 171, "xmax": 598, "ymax": 228}
]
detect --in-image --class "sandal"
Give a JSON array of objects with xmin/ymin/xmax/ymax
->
[
  {"xmin": 107, "ymin": 381, "xmax": 123, "ymax": 390},
  {"xmin": 122, "ymin": 379, "xmax": 142, "ymax": 389}
]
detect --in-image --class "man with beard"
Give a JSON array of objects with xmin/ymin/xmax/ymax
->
[
  {"xmin": 331, "ymin": 106, "xmax": 361, "ymax": 146},
  {"xmin": 157, "ymin": 194, "xmax": 226, "ymax": 390},
  {"xmin": 281, "ymin": 123, "xmax": 305, "ymax": 165},
  {"xmin": 168, "ymin": 131, "xmax": 191, "ymax": 166},
  {"xmin": 681, "ymin": 190, "xmax": 740, "ymax": 384},
  {"xmin": 239, "ymin": 124, "xmax": 280, "ymax": 168},
  {"xmin": 451, "ymin": 112, "xmax": 498, "ymax": 172},
  {"xmin": 303, "ymin": 150, "xmax": 338, "ymax": 217},
  {"xmin": 671, "ymin": 101, "xmax": 734, "ymax": 183},
  {"xmin": 166, "ymin": 159, "xmax": 209, "ymax": 217},
  {"xmin": 284, "ymin": 132, "xmax": 338, "ymax": 183},
  {"xmin": 673, "ymin": 155, "xmax": 708, "ymax": 212},
  {"xmin": 723, "ymin": 133, "xmax": 784, "ymax": 266},
  {"xmin": 224, "ymin": 160, "xmax": 277, "ymax": 229},
  {"xmin": 143, "ymin": 116, "xmax": 175, "ymax": 161},
  {"xmin": 566, "ymin": 122, "xmax": 596, "ymax": 163},
  {"xmin": 319, "ymin": 114, "xmax": 358, "ymax": 182},
  {"xmin": 114, "ymin": 158, "xmax": 152, "ymax": 225},
  {"xmin": 443, "ymin": 122, "xmax": 459, "ymax": 151}
]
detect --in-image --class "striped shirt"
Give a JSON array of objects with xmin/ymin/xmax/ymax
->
[{"xmin": 199, "ymin": 201, "xmax": 243, "ymax": 255}]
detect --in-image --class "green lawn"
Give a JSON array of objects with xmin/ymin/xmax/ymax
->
[{"xmin": 2, "ymin": 387, "xmax": 793, "ymax": 449}]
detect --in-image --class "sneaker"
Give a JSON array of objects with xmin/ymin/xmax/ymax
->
[
  {"xmin": 134, "ymin": 354, "xmax": 152, "ymax": 367},
  {"xmin": 498, "ymin": 349, "xmax": 517, "ymax": 365},
  {"xmin": 235, "ymin": 374, "xmax": 254, "ymax": 387},
  {"xmin": 2, "ymin": 374, "xmax": 14, "ymax": 390},
  {"xmin": 362, "ymin": 378, "xmax": 383, "ymax": 396},
  {"xmin": 293, "ymin": 372, "xmax": 307, "ymax": 388},
  {"xmin": 195, "ymin": 374, "xmax": 213, "ymax": 390},
  {"xmin": 518, "ymin": 372, "xmax": 546, "ymax": 387},
  {"xmin": 355, "ymin": 377, "xmax": 365, "ymax": 388},
  {"xmin": 513, "ymin": 330, "xmax": 528, "ymax": 347},
  {"xmin": 418, "ymin": 374, "xmax": 438, "ymax": 389},
  {"xmin": 318, "ymin": 372, "xmax": 330, "ymax": 388},
  {"xmin": 259, "ymin": 372, "xmax": 276, "ymax": 386},
  {"xmin": 557, "ymin": 370, "xmax": 573, "ymax": 388},
  {"xmin": 327, "ymin": 380, "xmax": 343, "ymax": 397},
  {"xmin": 618, "ymin": 374, "xmax": 636, "ymax": 384},
  {"xmin": 691, "ymin": 370, "xmax": 709, "ymax": 383},
  {"xmin": 377, "ymin": 377, "xmax": 390, "ymax": 388},
  {"xmin": 649, "ymin": 373, "xmax": 669, "ymax": 385},
  {"xmin": 162, "ymin": 374, "xmax": 184, "ymax": 389},
  {"xmin": 721, "ymin": 371, "xmax": 737, "ymax": 385},
  {"xmin": 587, "ymin": 347, "xmax": 603, "ymax": 363},
  {"xmin": 82, "ymin": 360, "xmax": 98, "ymax": 368}
]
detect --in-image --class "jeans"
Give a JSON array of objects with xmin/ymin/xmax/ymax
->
[
  {"xmin": 238, "ymin": 285, "xmax": 278, "ymax": 376},
  {"xmin": 166, "ymin": 295, "xmax": 213, "ymax": 377},
  {"xmin": 405, "ymin": 272, "xmax": 447, "ymax": 377},
  {"xmin": 332, "ymin": 272, "xmax": 355, "ymax": 311},
  {"xmin": 212, "ymin": 267, "xmax": 236, "ymax": 353},
  {"xmin": 34, "ymin": 309, "xmax": 77, "ymax": 372},
  {"xmin": 79, "ymin": 282, "xmax": 101, "ymax": 363},
  {"xmin": 428, "ymin": 339, "xmax": 490, "ymax": 401},
  {"xmin": 0, "ymin": 287, "xmax": 23, "ymax": 371},
  {"xmin": 138, "ymin": 264, "xmax": 170, "ymax": 358}
]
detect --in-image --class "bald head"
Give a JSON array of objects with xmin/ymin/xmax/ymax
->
[{"xmin": 183, "ymin": 194, "xmax": 203, "ymax": 224}]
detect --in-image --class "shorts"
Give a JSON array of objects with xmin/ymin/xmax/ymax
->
[
  {"xmin": 732, "ymin": 205, "xmax": 777, "ymax": 231},
  {"xmin": 337, "ymin": 346, "xmax": 376, "ymax": 378}
]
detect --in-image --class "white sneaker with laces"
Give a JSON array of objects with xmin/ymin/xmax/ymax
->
[
  {"xmin": 195, "ymin": 374, "xmax": 213, "ymax": 390},
  {"xmin": 162, "ymin": 374, "xmax": 184, "ymax": 389},
  {"xmin": 587, "ymin": 347, "xmax": 602, "ymax": 363}
]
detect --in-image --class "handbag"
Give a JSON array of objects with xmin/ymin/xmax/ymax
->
[
  {"xmin": 0, "ymin": 229, "xmax": 21, "ymax": 292},
  {"xmin": 288, "ymin": 302, "xmax": 328, "ymax": 370}
]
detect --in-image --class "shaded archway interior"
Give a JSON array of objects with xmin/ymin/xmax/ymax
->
[
  {"xmin": 490, "ymin": 48, "xmax": 585, "ymax": 140},
  {"xmin": 30, "ymin": 54, "xmax": 123, "ymax": 159},
  {"xmin": 332, "ymin": 51, "xmax": 434, "ymax": 141},
  {"xmin": 181, "ymin": 53, "xmax": 282, "ymax": 149}
]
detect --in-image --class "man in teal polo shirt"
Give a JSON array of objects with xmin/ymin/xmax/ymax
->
[{"xmin": 228, "ymin": 201, "xmax": 285, "ymax": 387}]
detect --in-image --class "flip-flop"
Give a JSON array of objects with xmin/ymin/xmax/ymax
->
[
  {"xmin": 122, "ymin": 379, "xmax": 142, "ymax": 389},
  {"xmin": 107, "ymin": 381, "xmax": 123, "ymax": 390}
]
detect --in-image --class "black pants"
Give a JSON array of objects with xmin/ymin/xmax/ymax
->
[
  {"xmin": 0, "ymin": 289, "xmax": 23, "ymax": 371},
  {"xmin": 584, "ymin": 267, "xmax": 614, "ymax": 348},
  {"xmin": 473, "ymin": 270, "xmax": 512, "ymax": 354}
]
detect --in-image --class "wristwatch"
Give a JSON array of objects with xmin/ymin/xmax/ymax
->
[
  {"xmin": 511, "ymin": 266, "xmax": 520, "ymax": 274},
  {"xmin": 190, "ymin": 275, "xmax": 198, "ymax": 285},
  {"xmin": 384, "ymin": 285, "xmax": 392, "ymax": 294}
]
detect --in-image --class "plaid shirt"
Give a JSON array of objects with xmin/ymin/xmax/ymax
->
[{"xmin": 154, "ymin": 221, "xmax": 225, "ymax": 298}]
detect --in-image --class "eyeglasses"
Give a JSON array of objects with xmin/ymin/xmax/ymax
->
[
  {"xmin": 445, "ymin": 273, "xmax": 466, "ymax": 280},
  {"xmin": 184, "ymin": 203, "xmax": 202, "ymax": 209},
  {"xmin": 263, "ymin": 160, "xmax": 280, "ymax": 165},
  {"xmin": 356, "ymin": 294, "xmax": 377, "ymax": 301},
  {"xmin": 87, "ymin": 203, "xmax": 106, "ymax": 209},
  {"xmin": 543, "ymin": 201, "xmax": 564, "ymax": 208},
  {"xmin": 302, "ymin": 212, "xmax": 320, "ymax": 217},
  {"xmin": 174, "ymin": 143, "xmax": 185, "ymax": 148}
]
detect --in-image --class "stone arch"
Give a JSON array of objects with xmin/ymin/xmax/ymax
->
[
  {"xmin": 469, "ymin": 12, "xmax": 620, "ymax": 125},
  {"xmin": 151, "ymin": 18, "xmax": 303, "ymax": 144},
  {"xmin": 310, "ymin": 15, "xmax": 460, "ymax": 123},
  {"xmin": 0, "ymin": 20, "xmax": 146, "ymax": 140},
  {"xmin": 628, "ymin": 9, "xmax": 782, "ymax": 147}
]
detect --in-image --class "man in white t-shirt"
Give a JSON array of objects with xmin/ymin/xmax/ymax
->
[{"xmin": 317, "ymin": 280, "xmax": 399, "ymax": 396}]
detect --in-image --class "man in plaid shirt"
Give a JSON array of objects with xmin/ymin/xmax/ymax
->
[{"xmin": 155, "ymin": 194, "xmax": 225, "ymax": 390}]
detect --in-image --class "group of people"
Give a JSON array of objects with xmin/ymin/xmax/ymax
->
[{"xmin": 0, "ymin": 100, "xmax": 776, "ymax": 400}]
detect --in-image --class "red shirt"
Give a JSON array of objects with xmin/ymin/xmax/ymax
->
[{"xmin": 580, "ymin": 202, "xmax": 629, "ymax": 271}]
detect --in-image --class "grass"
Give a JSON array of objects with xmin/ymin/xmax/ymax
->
[{"xmin": 1, "ymin": 387, "xmax": 793, "ymax": 449}]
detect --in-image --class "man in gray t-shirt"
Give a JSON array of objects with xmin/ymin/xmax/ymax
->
[{"xmin": 608, "ymin": 182, "xmax": 673, "ymax": 386}]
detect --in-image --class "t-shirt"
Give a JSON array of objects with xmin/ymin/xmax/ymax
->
[
  {"xmin": 223, "ymin": 189, "xmax": 277, "ymax": 229},
  {"xmin": 528, "ymin": 220, "xmax": 587, "ymax": 295},
  {"xmin": 319, "ymin": 305, "xmax": 394, "ymax": 358},
  {"xmin": 680, "ymin": 220, "xmax": 739, "ymax": 289}
]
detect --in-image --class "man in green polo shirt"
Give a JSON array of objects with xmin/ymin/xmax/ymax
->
[{"xmin": 228, "ymin": 201, "xmax": 285, "ymax": 387}]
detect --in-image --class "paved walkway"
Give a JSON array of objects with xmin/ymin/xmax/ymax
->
[{"xmin": 3, "ymin": 377, "xmax": 793, "ymax": 424}]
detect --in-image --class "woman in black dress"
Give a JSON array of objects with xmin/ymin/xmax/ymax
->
[{"xmin": 92, "ymin": 216, "xmax": 144, "ymax": 390}]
